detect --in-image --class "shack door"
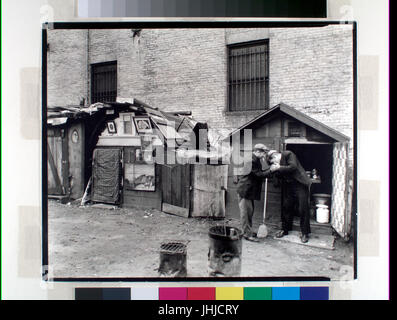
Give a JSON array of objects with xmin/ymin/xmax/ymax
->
[
  {"xmin": 331, "ymin": 142, "xmax": 351, "ymax": 239},
  {"xmin": 161, "ymin": 164, "xmax": 191, "ymax": 217},
  {"xmin": 47, "ymin": 127, "xmax": 69, "ymax": 195},
  {"xmin": 91, "ymin": 148, "xmax": 122, "ymax": 204}
]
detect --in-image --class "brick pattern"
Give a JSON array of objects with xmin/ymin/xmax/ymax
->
[
  {"xmin": 47, "ymin": 26, "xmax": 354, "ymax": 144},
  {"xmin": 269, "ymin": 26, "xmax": 354, "ymax": 145},
  {"xmin": 47, "ymin": 29, "xmax": 88, "ymax": 107}
]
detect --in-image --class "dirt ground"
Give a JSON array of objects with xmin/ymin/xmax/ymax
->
[{"xmin": 48, "ymin": 199, "xmax": 354, "ymax": 279}]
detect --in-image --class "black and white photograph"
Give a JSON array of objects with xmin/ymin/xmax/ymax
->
[
  {"xmin": 45, "ymin": 23, "xmax": 356, "ymax": 280},
  {"xmin": 106, "ymin": 120, "xmax": 117, "ymax": 134},
  {"xmin": 134, "ymin": 116, "xmax": 153, "ymax": 134}
]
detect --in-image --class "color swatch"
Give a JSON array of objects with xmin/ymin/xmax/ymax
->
[
  {"xmin": 187, "ymin": 287, "xmax": 216, "ymax": 300},
  {"xmin": 159, "ymin": 287, "xmax": 188, "ymax": 300},
  {"xmin": 131, "ymin": 287, "xmax": 159, "ymax": 300},
  {"xmin": 77, "ymin": 0, "xmax": 327, "ymax": 18},
  {"xmin": 75, "ymin": 287, "xmax": 131, "ymax": 300},
  {"xmin": 244, "ymin": 287, "xmax": 272, "ymax": 300},
  {"xmin": 300, "ymin": 286, "xmax": 329, "ymax": 300},
  {"xmin": 75, "ymin": 286, "xmax": 329, "ymax": 300},
  {"xmin": 272, "ymin": 287, "xmax": 300, "ymax": 300},
  {"xmin": 216, "ymin": 287, "xmax": 244, "ymax": 300}
]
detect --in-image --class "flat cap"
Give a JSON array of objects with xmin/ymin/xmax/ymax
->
[{"xmin": 253, "ymin": 143, "xmax": 269, "ymax": 152}]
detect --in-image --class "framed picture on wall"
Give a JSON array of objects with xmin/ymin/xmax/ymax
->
[
  {"xmin": 124, "ymin": 163, "xmax": 155, "ymax": 191},
  {"xmin": 124, "ymin": 146, "xmax": 155, "ymax": 192},
  {"xmin": 134, "ymin": 116, "xmax": 152, "ymax": 134},
  {"xmin": 107, "ymin": 120, "xmax": 117, "ymax": 134}
]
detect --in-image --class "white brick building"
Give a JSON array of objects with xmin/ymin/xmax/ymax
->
[{"xmin": 47, "ymin": 25, "xmax": 354, "ymax": 140}]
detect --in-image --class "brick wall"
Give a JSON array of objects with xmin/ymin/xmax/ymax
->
[
  {"xmin": 269, "ymin": 25, "xmax": 354, "ymax": 142},
  {"xmin": 47, "ymin": 30, "xmax": 88, "ymax": 107},
  {"xmin": 129, "ymin": 28, "xmax": 228, "ymax": 128},
  {"xmin": 47, "ymin": 26, "xmax": 354, "ymax": 142}
]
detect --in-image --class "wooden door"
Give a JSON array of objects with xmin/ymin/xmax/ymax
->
[
  {"xmin": 331, "ymin": 142, "xmax": 350, "ymax": 239},
  {"xmin": 47, "ymin": 128, "xmax": 69, "ymax": 195},
  {"xmin": 91, "ymin": 148, "xmax": 122, "ymax": 204},
  {"xmin": 190, "ymin": 165, "xmax": 228, "ymax": 218},
  {"xmin": 161, "ymin": 164, "xmax": 191, "ymax": 217}
]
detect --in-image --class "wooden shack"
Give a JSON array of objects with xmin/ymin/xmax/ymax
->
[
  {"xmin": 47, "ymin": 99, "xmax": 229, "ymax": 219},
  {"xmin": 224, "ymin": 103, "xmax": 353, "ymax": 239}
]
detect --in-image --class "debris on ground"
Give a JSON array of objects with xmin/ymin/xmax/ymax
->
[{"xmin": 48, "ymin": 200, "xmax": 354, "ymax": 279}]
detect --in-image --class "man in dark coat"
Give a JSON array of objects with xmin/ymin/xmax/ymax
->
[
  {"xmin": 267, "ymin": 150, "xmax": 312, "ymax": 243},
  {"xmin": 236, "ymin": 144, "xmax": 272, "ymax": 242}
]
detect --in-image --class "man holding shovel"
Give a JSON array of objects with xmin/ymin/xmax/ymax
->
[{"xmin": 236, "ymin": 144, "xmax": 272, "ymax": 242}]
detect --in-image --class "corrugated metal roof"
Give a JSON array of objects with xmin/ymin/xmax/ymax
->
[{"xmin": 47, "ymin": 100, "xmax": 219, "ymax": 153}]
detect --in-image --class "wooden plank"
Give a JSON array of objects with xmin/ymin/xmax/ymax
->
[
  {"xmin": 161, "ymin": 165, "xmax": 172, "ymax": 204},
  {"xmin": 166, "ymin": 165, "xmax": 173, "ymax": 204},
  {"xmin": 172, "ymin": 165, "xmax": 182, "ymax": 207},
  {"xmin": 61, "ymin": 130, "xmax": 69, "ymax": 194},
  {"xmin": 96, "ymin": 136, "xmax": 141, "ymax": 147},
  {"xmin": 180, "ymin": 165, "xmax": 188, "ymax": 208},
  {"xmin": 68, "ymin": 123, "xmax": 85, "ymax": 199},
  {"xmin": 47, "ymin": 137, "xmax": 57, "ymax": 192},
  {"xmin": 185, "ymin": 164, "xmax": 191, "ymax": 211},
  {"xmin": 123, "ymin": 192, "xmax": 162, "ymax": 210},
  {"xmin": 48, "ymin": 194, "xmax": 70, "ymax": 204},
  {"xmin": 47, "ymin": 140, "xmax": 63, "ymax": 194},
  {"xmin": 180, "ymin": 165, "xmax": 186, "ymax": 208},
  {"xmin": 192, "ymin": 164, "xmax": 228, "ymax": 191},
  {"xmin": 190, "ymin": 165, "xmax": 228, "ymax": 218},
  {"xmin": 160, "ymin": 164, "xmax": 191, "ymax": 212},
  {"xmin": 191, "ymin": 189, "xmax": 225, "ymax": 218},
  {"xmin": 162, "ymin": 202, "xmax": 189, "ymax": 218},
  {"xmin": 123, "ymin": 189, "xmax": 160, "ymax": 199}
]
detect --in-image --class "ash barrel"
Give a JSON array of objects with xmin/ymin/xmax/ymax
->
[
  {"xmin": 158, "ymin": 241, "xmax": 187, "ymax": 277},
  {"xmin": 208, "ymin": 226, "xmax": 243, "ymax": 277}
]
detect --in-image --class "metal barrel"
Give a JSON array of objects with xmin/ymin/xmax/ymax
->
[{"xmin": 208, "ymin": 226, "xmax": 243, "ymax": 277}]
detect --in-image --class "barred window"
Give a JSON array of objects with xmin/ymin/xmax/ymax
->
[
  {"xmin": 91, "ymin": 61, "xmax": 117, "ymax": 104},
  {"xmin": 228, "ymin": 40, "xmax": 269, "ymax": 112}
]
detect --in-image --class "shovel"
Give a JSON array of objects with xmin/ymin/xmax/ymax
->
[{"xmin": 257, "ymin": 178, "xmax": 268, "ymax": 238}]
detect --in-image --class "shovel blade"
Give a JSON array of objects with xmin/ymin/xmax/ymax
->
[{"xmin": 257, "ymin": 224, "xmax": 268, "ymax": 238}]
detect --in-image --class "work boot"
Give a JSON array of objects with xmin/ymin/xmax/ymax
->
[
  {"xmin": 301, "ymin": 234, "xmax": 309, "ymax": 243},
  {"xmin": 275, "ymin": 230, "xmax": 288, "ymax": 238},
  {"xmin": 243, "ymin": 234, "xmax": 259, "ymax": 242}
]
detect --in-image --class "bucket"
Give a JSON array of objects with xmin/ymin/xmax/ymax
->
[
  {"xmin": 208, "ymin": 226, "xmax": 243, "ymax": 277},
  {"xmin": 316, "ymin": 204, "xmax": 329, "ymax": 223},
  {"xmin": 158, "ymin": 241, "xmax": 187, "ymax": 277}
]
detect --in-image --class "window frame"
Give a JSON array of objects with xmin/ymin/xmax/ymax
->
[
  {"xmin": 90, "ymin": 60, "xmax": 118, "ymax": 104},
  {"xmin": 227, "ymin": 39, "xmax": 269, "ymax": 112}
]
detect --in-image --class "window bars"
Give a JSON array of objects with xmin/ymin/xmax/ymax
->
[
  {"xmin": 228, "ymin": 40, "xmax": 269, "ymax": 112},
  {"xmin": 91, "ymin": 61, "xmax": 117, "ymax": 104}
]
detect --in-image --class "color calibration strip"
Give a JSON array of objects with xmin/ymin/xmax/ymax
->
[
  {"xmin": 77, "ymin": 0, "xmax": 327, "ymax": 18},
  {"xmin": 75, "ymin": 286, "xmax": 329, "ymax": 300}
]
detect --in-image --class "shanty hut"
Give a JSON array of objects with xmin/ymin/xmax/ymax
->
[
  {"xmin": 224, "ymin": 103, "xmax": 353, "ymax": 239},
  {"xmin": 47, "ymin": 99, "xmax": 230, "ymax": 218}
]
